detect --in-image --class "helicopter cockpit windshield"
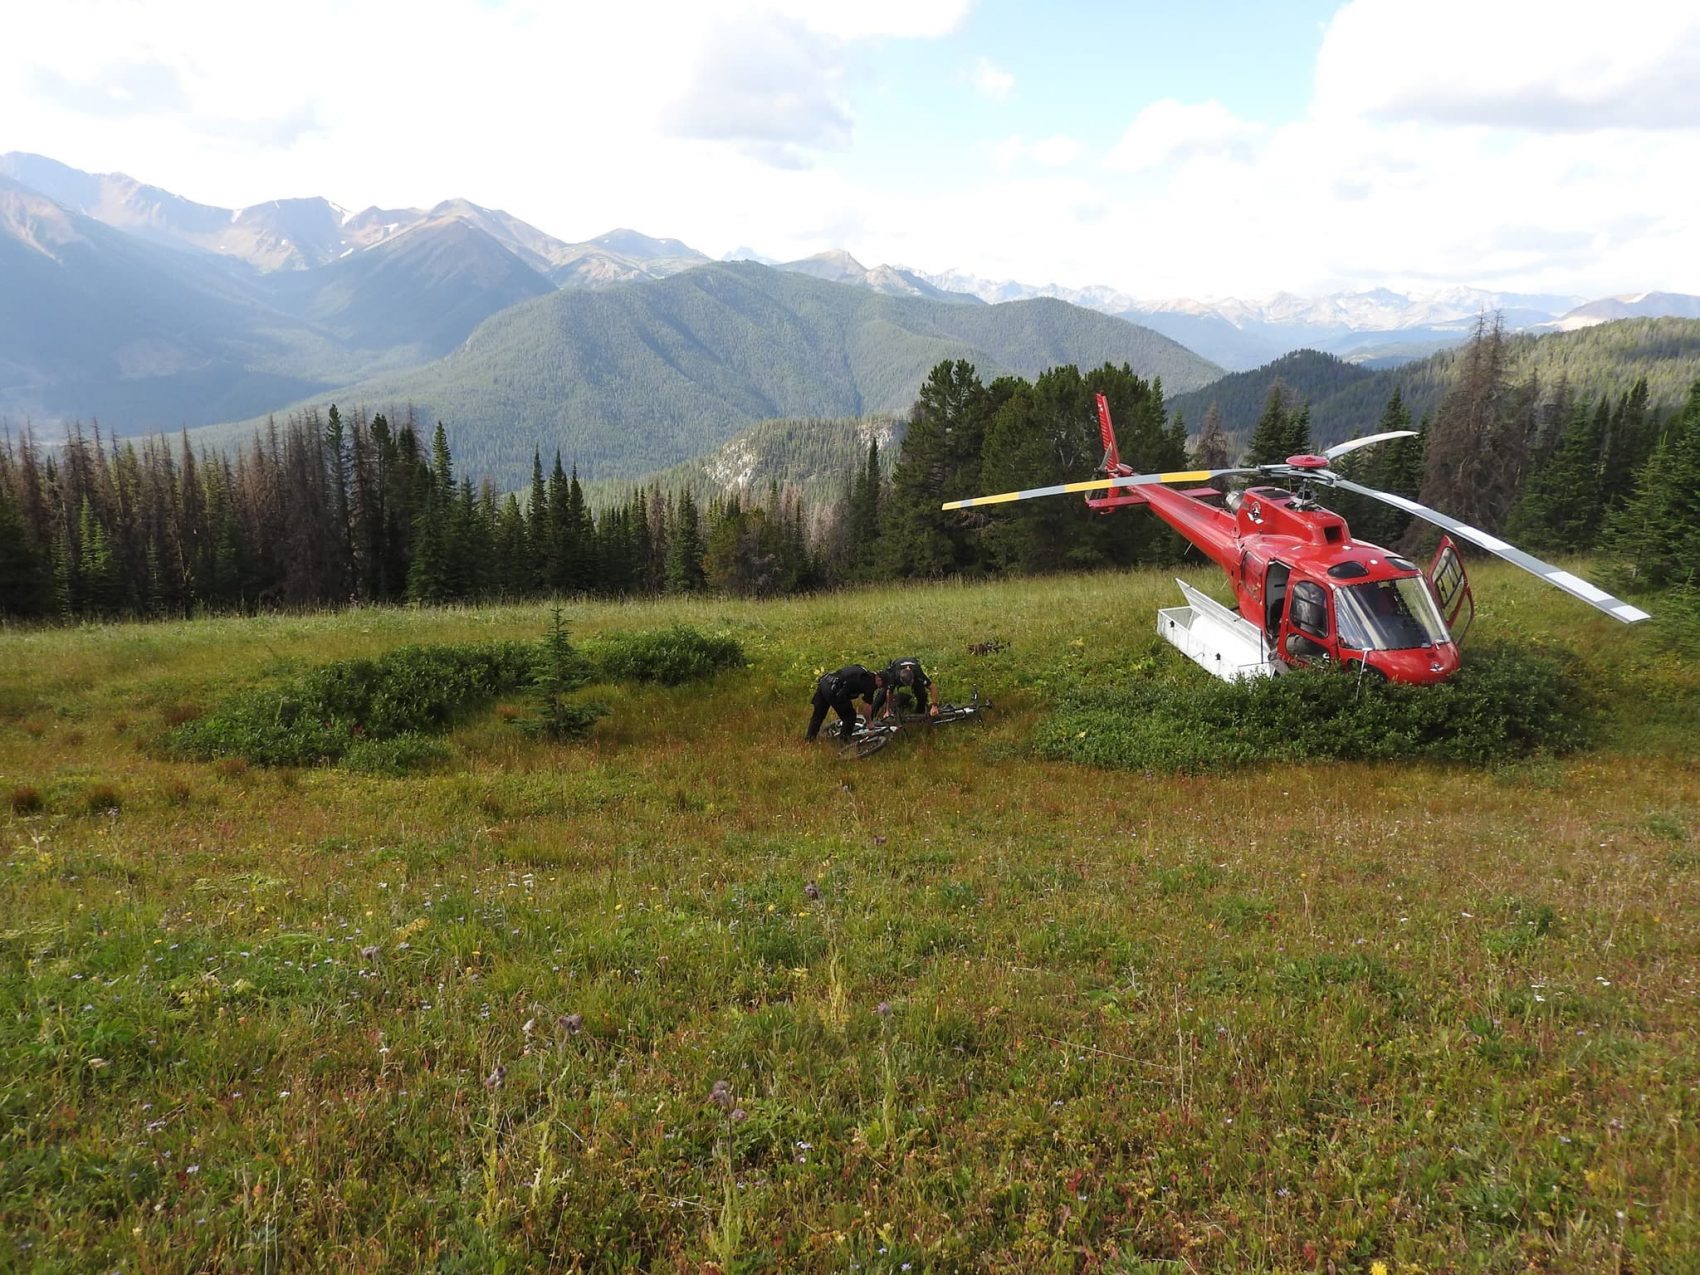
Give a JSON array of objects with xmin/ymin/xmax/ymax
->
[{"xmin": 1334, "ymin": 576, "xmax": 1451, "ymax": 651}]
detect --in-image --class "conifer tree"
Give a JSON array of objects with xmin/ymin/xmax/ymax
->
[
  {"xmin": 1331, "ymin": 389, "xmax": 1423, "ymax": 545},
  {"xmin": 1600, "ymin": 379, "xmax": 1655, "ymax": 512},
  {"xmin": 883, "ymin": 360, "xmax": 993, "ymax": 577},
  {"xmin": 1420, "ymin": 313, "xmax": 1526, "ymax": 532},
  {"xmin": 323, "ymin": 405, "xmax": 354, "ymax": 596},
  {"xmin": 1244, "ymin": 381, "xmax": 1298, "ymax": 466},
  {"xmin": 1601, "ymin": 378, "xmax": 1700, "ymax": 589},
  {"xmin": 564, "ymin": 468, "xmax": 594, "ymax": 594},
  {"xmin": 666, "ymin": 489, "xmax": 705, "ymax": 592},
  {"xmin": 843, "ymin": 437, "xmax": 882, "ymax": 575},
  {"xmin": 1190, "ymin": 402, "xmax": 1233, "ymax": 486},
  {"xmin": 1506, "ymin": 398, "xmax": 1608, "ymax": 552},
  {"xmin": 75, "ymin": 497, "xmax": 122, "ymax": 616},
  {"xmin": 545, "ymin": 453, "xmax": 571, "ymax": 593},
  {"xmin": 0, "ymin": 479, "xmax": 50, "ymax": 618},
  {"xmin": 526, "ymin": 450, "xmax": 549, "ymax": 590}
]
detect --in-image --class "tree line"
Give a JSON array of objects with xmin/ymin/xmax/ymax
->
[
  {"xmin": 0, "ymin": 407, "xmax": 826, "ymax": 620},
  {"xmin": 3, "ymin": 332, "xmax": 1694, "ymax": 623}
]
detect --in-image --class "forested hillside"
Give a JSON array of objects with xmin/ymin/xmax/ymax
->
[
  {"xmin": 182, "ymin": 263, "xmax": 1221, "ymax": 489},
  {"xmin": 580, "ymin": 415, "xmax": 904, "ymax": 509},
  {"xmin": 0, "ymin": 178, "xmax": 358, "ymax": 425},
  {"xmin": 1168, "ymin": 317, "xmax": 1700, "ymax": 451}
]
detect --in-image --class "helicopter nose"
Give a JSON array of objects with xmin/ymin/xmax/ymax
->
[{"xmin": 1372, "ymin": 645, "xmax": 1461, "ymax": 684}]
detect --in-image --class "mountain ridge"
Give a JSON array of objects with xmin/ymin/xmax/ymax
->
[{"xmin": 178, "ymin": 261, "xmax": 1222, "ymax": 489}]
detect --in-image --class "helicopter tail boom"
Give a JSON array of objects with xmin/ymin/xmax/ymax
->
[{"xmin": 1096, "ymin": 392, "xmax": 1123, "ymax": 472}]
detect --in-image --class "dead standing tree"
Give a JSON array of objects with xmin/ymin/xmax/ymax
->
[{"xmin": 1417, "ymin": 312, "xmax": 1530, "ymax": 535}]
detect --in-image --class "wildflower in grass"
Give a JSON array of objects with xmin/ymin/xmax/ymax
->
[
  {"xmin": 483, "ymin": 1065, "xmax": 506, "ymax": 1090},
  {"xmin": 876, "ymin": 1001, "xmax": 892, "ymax": 1018},
  {"xmin": 559, "ymin": 1013, "xmax": 583, "ymax": 1036},
  {"xmin": 360, "ymin": 945, "xmax": 379, "ymax": 960},
  {"xmin": 804, "ymin": 880, "xmax": 821, "ymax": 900},
  {"xmin": 1371, "ymin": 1263, "xmax": 1388, "ymax": 1275},
  {"xmin": 710, "ymin": 1080, "xmax": 734, "ymax": 1110}
]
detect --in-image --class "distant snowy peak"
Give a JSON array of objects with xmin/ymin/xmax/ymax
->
[
  {"xmin": 0, "ymin": 154, "xmax": 718, "ymax": 287},
  {"xmin": 910, "ymin": 267, "xmax": 1591, "ymax": 335},
  {"xmin": 1545, "ymin": 291, "xmax": 1700, "ymax": 330},
  {"xmin": 589, "ymin": 228, "xmax": 709, "ymax": 264},
  {"xmin": 916, "ymin": 268, "xmax": 1138, "ymax": 313},
  {"xmin": 722, "ymin": 245, "xmax": 779, "ymax": 265},
  {"xmin": 777, "ymin": 251, "xmax": 974, "ymax": 303},
  {"xmin": 1123, "ymin": 286, "xmax": 1581, "ymax": 333}
]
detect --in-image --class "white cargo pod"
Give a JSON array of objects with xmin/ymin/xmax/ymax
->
[{"xmin": 1156, "ymin": 578, "xmax": 1278, "ymax": 683}]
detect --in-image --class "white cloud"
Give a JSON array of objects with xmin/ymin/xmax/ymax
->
[
  {"xmin": 1029, "ymin": 135, "xmax": 1082, "ymax": 167},
  {"xmin": 664, "ymin": 16, "xmax": 853, "ymax": 165},
  {"xmin": 1104, "ymin": 99, "xmax": 1266, "ymax": 172},
  {"xmin": 1315, "ymin": 0, "xmax": 1700, "ymax": 130},
  {"xmin": 971, "ymin": 58, "xmax": 1015, "ymax": 100},
  {"xmin": 0, "ymin": 0, "xmax": 970, "ymax": 247},
  {"xmin": 771, "ymin": 0, "xmax": 974, "ymax": 42},
  {"xmin": 988, "ymin": 134, "xmax": 1082, "ymax": 173}
]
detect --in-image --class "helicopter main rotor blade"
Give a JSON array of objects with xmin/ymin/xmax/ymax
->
[
  {"xmin": 941, "ymin": 467, "xmax": 1254, "ymax": 511},
  {"xmin": 1323, "ymin": 430, "xmax": 1418, "ymax": 462},
  {"xmin": 1322, "ymin": 474, "xmax": 1651, "ymax": 624}
]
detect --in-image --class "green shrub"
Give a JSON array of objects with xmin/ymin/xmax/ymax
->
[
  {"xmin": 170, "ymin": 642, "xmax": 536, "ymax": 767},
  {"xmin": 595, "ymin": 626, "xmax": 744, "ymax": 686},
  {"xmin": 1036, "ymin": 641, "xmax": 1599, "ymax": 773},
  {"xmin": 342, "ymin": 734, "xmax": 450, "ymax": 776}
]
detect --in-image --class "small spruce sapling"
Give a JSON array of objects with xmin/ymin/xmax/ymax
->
[{"xmin": 528, "ymin": 606, "xmax": 603, "ymax": 741}]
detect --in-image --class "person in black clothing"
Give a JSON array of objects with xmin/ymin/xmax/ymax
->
[
  {"xmin": 871, "ymin": 657, "xmax": 940, "ymax": 722},
  {"xmin": 806, "ymin": 665, "xmax": 886, "ymax": 741}
]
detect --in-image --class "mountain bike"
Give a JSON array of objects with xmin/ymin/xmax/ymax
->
[{"xmin": 822, "ymin": 689, "xmax": 989, "ymax": 758}]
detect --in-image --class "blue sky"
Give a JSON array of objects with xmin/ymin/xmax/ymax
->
[
  {"xmin": 4, "ymin": 0, "xmax": 1698, "ymax": 300},
  {"xmin": 846, "ymin": 1, "xmax": 1335, "ymax": 179}
]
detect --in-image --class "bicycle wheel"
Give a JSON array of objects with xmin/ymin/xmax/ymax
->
[{"xmin": 838, "ymin": 729, "xmax": 893, "ymax": 759}]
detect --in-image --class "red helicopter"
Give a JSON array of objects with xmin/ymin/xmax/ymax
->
[{"xmin": 942, "ymin": 394, "xmax": 1651, "ymax": 685}]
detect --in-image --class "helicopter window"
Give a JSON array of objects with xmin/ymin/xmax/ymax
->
[
  {"xmin": 1290, "ymin": 582, "xmax": 1328, "ymax": 638},
  {"xmin": 1386, "ymin": 556, "xmax": 1417, "ymax": 572},
  {"xmin": 1334, "ymin": 576, "xmax": 1450, "ymax": 651},
  {"xmin": 1327, "ymin": 561, "xmax": 1369, "ymax": 579}
]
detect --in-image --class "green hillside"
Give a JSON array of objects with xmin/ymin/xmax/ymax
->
[
  {"xmin": 261, "ymin": 218, "xmax": 555, "ymax": 362},
  {"xmin": 184, "ymin": 262, "xmax": 1221, "ymax": 489},
  {"xmin": 0, "ymin": 179, "xmax": 359, "ymax": 427},
  {"xmin": 580, "ymin": 414, "xmax": 905, "ymax": 507},
  {"xmin": 1169, "ymin": 318, "xmax": 1700, "ymax": 449}
]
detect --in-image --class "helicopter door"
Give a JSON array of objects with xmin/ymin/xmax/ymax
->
[
  {"xmin": 1279, "ymin": 579, "xmax": 1334, "ymax": 667},
  {"xmin": 1426, "ymin": 534, "xmax": 1475, "ymax": 642},
  {"xmin": 1264, "ymin": 561, "xmax": 1292, "ymax": 641}
]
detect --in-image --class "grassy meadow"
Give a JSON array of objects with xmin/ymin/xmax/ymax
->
[{"xmin": 2, "ymin": 564, "xmax": 1697, "ymax": 1273}]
